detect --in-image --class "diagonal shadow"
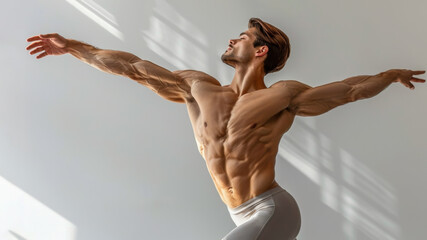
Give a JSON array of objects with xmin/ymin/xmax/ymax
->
[
  {"xmin": 8, "ymin": 230, "xmax": 27, "ymax": 240},
  {"xmin": 0, "ymin": 176, "xmax": 77, "ymax": 240},
  {"xmin": 141, "ymin": 0, "xmax": 210, "ymax": 73},
  {"xmin": 277, "ymin": 118, "xmax": 401, "ymax": 240},
  {"xmin": 66, "ymin": 0, "xmax": 125, "ymax": 41}
]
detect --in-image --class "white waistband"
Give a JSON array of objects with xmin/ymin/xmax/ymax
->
[{"xmin": 227, "ymin": 186, "xmax": 285, "ymax": 214}]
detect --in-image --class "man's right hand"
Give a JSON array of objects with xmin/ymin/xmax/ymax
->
[{"xmin": 26, "ymin": 33, "xmax": 69, "ymax": 59}]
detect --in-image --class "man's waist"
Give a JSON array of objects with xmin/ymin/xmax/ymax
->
[
  {"xmin": 219, "ymin": 180, "xmax": 280, "ymax": 208},
  {"xmin": 227, "ymin": 184, "xmax": 284, "ymax": 213}
]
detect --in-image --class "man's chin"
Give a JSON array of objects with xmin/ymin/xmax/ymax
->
[{"xmin": 221, "ymin": 55, "xmax": 236, "ymax": 68}]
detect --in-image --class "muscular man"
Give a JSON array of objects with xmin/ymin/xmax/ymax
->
[{"xmin": 26, "ymin": 18, "xmax": 425, "ymax": 240}]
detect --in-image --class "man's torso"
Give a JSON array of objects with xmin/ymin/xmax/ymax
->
[{"xmin": 177, "ymin": 70, "xmax": 298, "ymax": 208}]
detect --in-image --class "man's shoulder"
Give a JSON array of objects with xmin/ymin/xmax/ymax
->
[
  {"xmin": 269, "ymin": 80, "xmax": 312, "ymax": 99},
  {"xmin": 270, "ymin": 80, "xmax": 311, "ymax": 96},
  {"xmin": 270, "ymin": 80, "xmax": 311, "ymax": 89},
  {"xmin": 173, "ymin": 70, "xmax": 222, "ymax": 87}
]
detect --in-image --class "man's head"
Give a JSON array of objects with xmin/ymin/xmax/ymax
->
[{"xmin": 221, "ymin": 18, "xmax": 291, "ymax": 75}]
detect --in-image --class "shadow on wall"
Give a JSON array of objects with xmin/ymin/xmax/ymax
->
[
  {"xmin": 277, "ymin": 119, "xmax": 400, "ymax": 240},
  {"xmin": 66, "ymin": 0, "xmax": 125, "ymax": 41},
  {"xmin": 141, "ymin": 0, "xmax": 210, "ymax": 73},
  {"xmin": 0, "ymin": 176, "xmax": 77, "ymax": 240},
  {"xmin": 8, "ymin": 230, "xmax": 27, "ymax": 240}
]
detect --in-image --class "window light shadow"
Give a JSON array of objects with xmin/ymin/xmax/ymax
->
[
  {"xmin": 66, "ymin": 0, "xmax": 124, "ymax": 41},
  {"xmin": 7, "ymin": 230, "xmax": 26, "ymax": 240},
  {"xmin": 0, "ymin": 176, "xmax": 77, "ymax": 240},
  {"xmin": 278, "ymin": 119, "xmax": 401, "ymax": 240},
  {"xmin": 141, "ymin": 0, "xmax": 209, "ymax": 72}
]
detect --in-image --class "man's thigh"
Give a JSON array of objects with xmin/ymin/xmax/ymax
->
[
  {"xmin": 257, "ymin": 191, "xmax": 301, "ymax": 240},
  {"xmin": 222, "ymin": 206, "xmax": 275, "ymax": 240}
]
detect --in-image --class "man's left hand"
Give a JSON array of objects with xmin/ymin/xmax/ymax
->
[{"xmin": 388, "ymin": 69, "xmax": 426, "ymax": 89}]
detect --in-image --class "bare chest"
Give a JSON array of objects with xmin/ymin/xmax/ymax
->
[{"xmin": 185, "ymin": 81, "xmax": 295, "ymax": 156}]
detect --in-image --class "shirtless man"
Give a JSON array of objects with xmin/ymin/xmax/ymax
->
[{"xmin": 26, "ymin": 18, "xmax": 425, "ymax": 240}]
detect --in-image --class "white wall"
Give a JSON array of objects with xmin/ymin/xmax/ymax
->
[{"xmin": 1, "ymin": 0, "xmax": 426, "ymax": 239}]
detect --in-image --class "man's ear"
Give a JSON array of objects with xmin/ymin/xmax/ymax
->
[{"xmin": 255, "ymin": 45, "xmax": 268, "ymax": 57}]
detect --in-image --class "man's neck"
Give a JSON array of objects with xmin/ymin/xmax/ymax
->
[{"xmin": 229, "ymin": 65, "xmax": 267, "ymax": 96}]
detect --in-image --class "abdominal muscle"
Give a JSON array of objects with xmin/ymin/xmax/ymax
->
[{"xmin": 199, "ymin": 136, "xmax": 281, "ymax": 208}]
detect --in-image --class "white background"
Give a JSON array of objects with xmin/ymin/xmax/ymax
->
[{"xmin": 1, "ymin": 0, "xmax": 426, "ymax": 239}]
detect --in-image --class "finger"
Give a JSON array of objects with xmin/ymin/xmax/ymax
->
[
  {"xmin": 407, "ymin": 82, "xmax": 415, "ymax": 90},
  {"xmin": 40, "ymin": 33, "xmax": 58, "ymax": 39},
  {"xmin": 30, "ymin": 47, "xmax": 45, "ymax": 55},
  {"xmin": 27, "ymin": 36, "xmax": 42, "ymax": 42},
  {"xmin": 400, "ymin": 80, "xmax": 414, "ymax": 89},
  {"xmin": 412, "ymin": 70, "xmax": 426, "ymax": 75},
  {"xmin": 36, "ymin": 52, "xmax": 48, "ymax": 59},
  {"xmin": 411, "ymin": 77, "xmax": 426, "ymax": 83},
  {"xmin": 26, "ymin": 41, "xmax": 44, "ymax": 50}
]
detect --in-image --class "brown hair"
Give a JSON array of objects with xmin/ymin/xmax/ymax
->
[{"xmin": 248, "ymin": 18, "xmax": 291, "ymax": 75}]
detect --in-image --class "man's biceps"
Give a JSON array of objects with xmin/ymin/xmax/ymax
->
[
  {"xmin": 288, "ymin": 99, "xmax": 314, "ymax": 116},
  {"xmin": 288, "ymin": 88, "xmax": 326, "ymax": 113},
  {"xmin": 290, "ymin": 97, "xmax": 338, "ymax": 116},
  {"xmin": 288, "ymin": 94, "xmax": 306, "ymax": 112},
  {"xmin": 290, "ymin": 89, "xmax": 314, "ymax": 106}
]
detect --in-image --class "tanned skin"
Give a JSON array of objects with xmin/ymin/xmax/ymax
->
[{"xmin": 26, "ymin": 29, "xmax": 425, "ymax": 209}]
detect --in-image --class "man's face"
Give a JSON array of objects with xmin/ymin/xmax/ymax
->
[{"xmin": 221, "ymin": 28, "xmax": 258, "ymax": 68}]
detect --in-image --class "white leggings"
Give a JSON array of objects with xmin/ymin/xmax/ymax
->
[{"xmin": 222, "ymin": 186, "xmax": 301, "ymax": 240}]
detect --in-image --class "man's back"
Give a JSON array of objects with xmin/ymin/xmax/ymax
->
[{"xmin": 179, "ymin": 70, "xmax": 297, "ymax": 208}]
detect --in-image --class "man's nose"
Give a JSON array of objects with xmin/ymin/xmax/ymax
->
[{"xmin": 229, "ymin": 39, "xmax": 236, "ymax": 45}]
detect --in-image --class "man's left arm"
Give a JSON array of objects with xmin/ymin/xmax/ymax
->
[{"xmin": 288, "ymin": 69, "xmax": 425, "ymax": 117}]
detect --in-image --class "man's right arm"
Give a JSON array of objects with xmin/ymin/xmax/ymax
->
[{"xmin": 26, "ymin": 33, "xmax": 191, "ymax": 103}]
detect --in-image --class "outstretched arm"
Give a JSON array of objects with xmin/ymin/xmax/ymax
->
[
  {"xmin": 288, "ymin": 69, "xmax": 425, "ymax": 116},
  {"xmin": 26, "ymin": 33, "xmax": 190, "ymax": 103}
]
